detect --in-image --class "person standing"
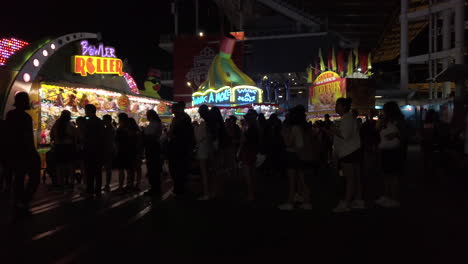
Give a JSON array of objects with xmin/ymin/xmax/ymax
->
[
  {"xmin": 278, "ymin": 106, "xmax": 313, "ymax": 210},
  {"xmin": 115, "ymin": 113, "xmax": 133, "ymax": 193},
  {"xmin": 239, "ymin": 109, "xmax": 259, "ymax": 201},
  {"xmin": 50, "ymin": 110, "xmax": 77, "ymax": 191},
  {"xmin": 375, "ymin": 101, "xmax": 406, "ymax": 208},
  {"xmin": 143, "ymin": 110, "xmax": 163, "ymax": 197},
  {"xmin": 82, "ymin": 104, "xmax": 105, "ymax": 198},
  {"xmin": 194, "ymin": 104, "xmax": 215, "ymax": 200},
  {"xmin": 5, "ymin": 92, "xmax": 41, "ymax": 216},
  {"xmin": 168, "ymin": 102, "xmax": 194, "ymax": 198},
  {"xmin": 128, "ymin": 118, "xmax": 143, "ymax": 190},
  {"xmin": 329, "ymin": 98, "xmax": 364, "ymax": 213},
  {"xmin": 102, "ymin": 115, "xmax": 115, "ymax": 192}
]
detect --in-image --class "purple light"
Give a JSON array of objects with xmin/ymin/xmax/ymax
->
[{"xmin": 80, "ymin": 41, "xmax": 116, "ymax": 58}]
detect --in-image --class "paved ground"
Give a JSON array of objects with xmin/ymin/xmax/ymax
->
[{"xmin": 1, "ymin": 145, "xmax": 467, "ymax": 263}]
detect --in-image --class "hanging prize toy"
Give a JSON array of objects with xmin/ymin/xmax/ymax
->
[
  {"xmin": 118, "ymin": 94, "xmax": 130, "ymax": 111},
  {"xmin": 54, "ymin": 89, "xmax": 64, "ymax": 107}
]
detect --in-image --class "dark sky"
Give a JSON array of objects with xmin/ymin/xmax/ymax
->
[{"xmin": 1, "ymin": 0, "xmax": 226, "ymax": 88}]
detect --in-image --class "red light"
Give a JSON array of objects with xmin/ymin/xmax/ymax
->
[{"xmin": 0, "ymin": 37, "xmax": 29, "ymax": 66}]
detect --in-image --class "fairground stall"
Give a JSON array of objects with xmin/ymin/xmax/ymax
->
[
  {"xmin": 307, "ymin": 47, "xmax": 376, "ymax": 122},
  {"xmin": 0, "ymin": 33, "xmax": 173, "ymax": 153},
  {"xmin": 188, "ymin": 36, "xmax": 279, "ymax": 120}
]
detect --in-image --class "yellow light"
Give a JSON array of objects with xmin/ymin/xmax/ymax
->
[
  {"xmin": 199, "ymin": 32, "xmax": 204, "ymax": 37},
  {"xmin": 263, "ymin": 75, "xmax": 268, "ymax": 80},
  {"xmin": 187, "ymin": 82, "xmax": 191, "ymax": 86}
]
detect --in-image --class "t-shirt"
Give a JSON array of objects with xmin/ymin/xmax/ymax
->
[
  {"xmin": 379, "ymin": 121, "xmax": 401, "ymax": 150},
  {"xmin": 83, "ymin": 116, "xmax": 105, "ymax": 160},
  {"xmin": 5, "ymin": 109, "xmax": 37, "ymax": 159},
  {"xmin": 333, "ymin": 112, "xmax": 361, "ymax": 158}
]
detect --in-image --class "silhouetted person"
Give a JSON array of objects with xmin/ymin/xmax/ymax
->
[
  {"xmin": 375, "ymin": 101, "xmax": 406, "ymax": 208},
  {"xmin": 328, "ymin": 98, "xmax": 363, "ymax": 213},
  {"xmin": 0, "ymin": 118, "xmax": 12, "ymax": 192},
  {"xmin": 50, "ymin": 110, "xmax": 77, "ymax": 190},
  {"xmin": 168, "ymin": 102, "xmax": 194, "ymax": 197},
  {"xmin": 115, "ymin": 113, "xmax": 134, "ymax": 193},
  {"xmin": 6, "ymin": 92, "xmax": 40, "ymax": 216},
  {"xmin": 128, "ymin": 118, "xmax": 143, "ymax": 190},
  {"xmin": 102, "ymin": 115, "xmax": 115, "ymax": 192},
  {"xmin": 83, "ymin": 104, "xmax": 105, "ymax": 198},
  {"xmin": 143, "ymin": 110, "xmax": 163, "ymax": 197},
  {"xmin": 239, "ymin": 109, "xmax": 259, "ymax": 201}
]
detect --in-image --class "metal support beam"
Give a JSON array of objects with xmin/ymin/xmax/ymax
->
[
  {"xmin": 405, "ymin": 0, "xmax": 457, "ymax": 21},
  {"xmin": 405, "ymin": 49, "xmax": 457, "ymax": 64},
  {"xmin": 454, "ymin": 0, "xmax": 465, "ymax": 99},
  {"xmin": 401, "ymin": 0, "xmax": 409, "ymax": 91},
  {"xmin": 172, "ymin": 1, "xmax": 178, "ymax": 36},
  {"xmin": 195, "ymin": 0, "xmax": 199, "ymax": 33},
  {"xmin": 442, "ymin": 9, "xmax": 452, "ymax": 98}
]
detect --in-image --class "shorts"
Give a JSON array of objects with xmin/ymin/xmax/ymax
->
[
  {"xmin": 381, "ymin": 148, "xmax": 402, "ymax": 174},
  {"xmin": 339, "ymin": 149, "xmax": 362, "ymax": 164},
  {"xmin": 54, "ymin": 144, "xmax": 76, "ymax": 164},
  {"xmin": 285, "ymin": 151, "xmax": 301, "ymax": 168}
]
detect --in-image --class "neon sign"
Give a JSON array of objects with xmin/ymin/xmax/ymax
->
[
  {"xmin": 73, "ymin": 56, "xmax": 123, "ymax": 76},
  {"xmin": 80, "ymin": 41, "xmax": 116, "ymax": 57},
  {"xmin": 73, "ymin": 41, "xmax": 123, "ymax": 76},
  {"xmin": 192, "ymin": 85, "xmax": 263, "ymax": 106}
]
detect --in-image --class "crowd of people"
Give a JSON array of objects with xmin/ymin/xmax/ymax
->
[{"xmin": 1, "ymin": 91, "xmax": 467, "ymax": 217}]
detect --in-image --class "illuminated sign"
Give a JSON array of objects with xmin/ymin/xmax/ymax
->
[
  {"xmin": 72, "ymin": 41, "xmax": 123, "ymax": 76},
  {"xmin": 80, "ymin": 41, "xmax": 116, "ymax": 57},
  {"xmin": 73, "ymin": 56, "xmax": 123, "ymax": 76},
  {"xmin": 192, "ymin": 85, "xmax": 263, "ymax": 106},
  {"xmin": 308, "ymin": 71, "xmax": 346, "ymax": 112}
]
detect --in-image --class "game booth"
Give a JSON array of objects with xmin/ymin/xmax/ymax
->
[
  {"xmin": 0, "ymin": 33, "xmax": 173, "ymax": 167},
  {"xmin": 307, "ymin": 48, "xmax": 376, "ymax": 122},
  {"xmin": 188, "ymin": 36, "xmax": 279, "ymax": 120}
]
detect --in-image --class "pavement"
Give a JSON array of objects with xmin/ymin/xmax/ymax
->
[{"xmin": 0, "ymin": 145, "xmax": 467, "ymax": 264}]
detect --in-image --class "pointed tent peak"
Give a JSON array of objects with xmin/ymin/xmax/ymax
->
[{"xmin": 220, "ymin": 36, "xmax": 236, "ymax": 58}]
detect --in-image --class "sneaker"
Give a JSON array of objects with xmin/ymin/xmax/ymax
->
[
  {"xmin": 385, "ymin": 199, "xmax": 400, "ymax": 208},
  {"xmin": 300, "ymin": 203, "xmax": 313, "ymax": 210},
  {"xmin": 116, "ymin": 188, "xmax": 126, "ymax": 195},
  {"xmin": 375, "ymin": 196, "xmax": 390, "ymax": 207},
  {"xmin": 278, "ymin": 203, "xmax": 294, "ymax": 210},
  {"xmin": 332, "ymin": 201, "xmax": 350, "ymax": 213},
  {"xmin": 294, "ymin": 193, "xmax": 304, "ymax": 203},
  {"xmin": 351, "ymin": 200, "xmax": 366, "ymax": 209},
  {"xmin": 198, "ymin": 195, "xmax": 211, "ymax": 201}
]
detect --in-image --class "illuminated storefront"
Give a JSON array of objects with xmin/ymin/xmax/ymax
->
[
  {"xmin": 0, "ymin": 32, "xmax": 173, "ymax": 147},
  {"xmin": 189, "ymin": 36, "xmax": 277, "ymax": 119}
]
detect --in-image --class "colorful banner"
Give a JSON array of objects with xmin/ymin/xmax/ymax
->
[
  {"xmin": 173, "ymin": 35, "xmax": 243, "ymax": 102},
  {"xmin": 308, "ymin": 71, "xmax": 346, "ymax": 112}
]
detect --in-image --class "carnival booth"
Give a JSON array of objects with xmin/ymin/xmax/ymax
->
[
  {"xmin": 189, "ymin": 36, "xmax": 278, "ymax": 120},
  {"xmin": 307, "ymin": 47, "xmax": 376, "ymax": 122},
  {"xmin": 0, "ymin": 33, "xmax": 173, "ymax": 148}
]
